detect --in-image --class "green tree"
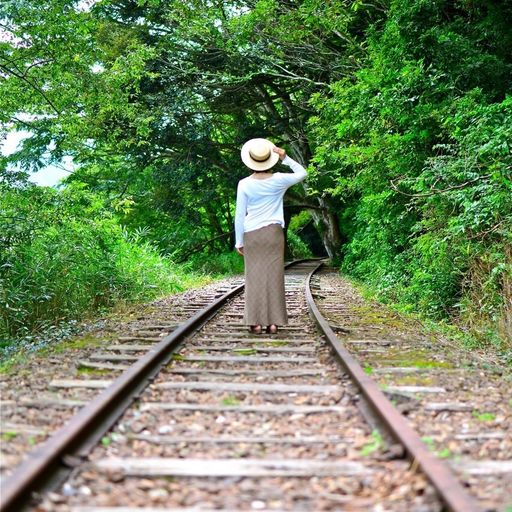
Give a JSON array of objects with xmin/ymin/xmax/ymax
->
[{"xmin": 310, "ymin": 0, "xmax": 512, "ymax": 340}]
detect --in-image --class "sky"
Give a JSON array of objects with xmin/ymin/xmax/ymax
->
[{"xmin": 1, "ymin": 130, "xmax": 73, "ymax": 187}]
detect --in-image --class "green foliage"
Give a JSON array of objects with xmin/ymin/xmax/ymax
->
[
  {"xmin": 421, "ymin": 436, "xmax": 435, "ymax": 451},
  {"xmin": 1, "ymin": 431, "xmax": 17, "ymax": 441},
  {"xmin": 364, "ymin": 365, "xmax": 373, "ymax": 375},
  {"xmin": 360, "ymin": 430, "xmax": 384, "ymax": 456},
  {"xmin": 3, "ymin": 0, "xmax": 370, "ymax": 259},
  {"xmin": 436, "ymin": 447, "xmax": 452, "ymax": 459},
  {"xmin": 221, "ymin": 396, "xmax": 240, "ymax": 406},
  {"xmin": 287, "ymin": 231, "xmax": 313, "ymax": 260},
  {"xmin": 421, "ymin": 435, "xmax": 452, "ymax": 459},
  {"xmin": 2, "ymin": 0, "xmax": 511, "ymax": 349},
  {"xmin": 234, "ymin": 348, "xmax": 257, "ymax": 356},
  {"xmin": 187, "ymin": 251, "xmax": 244, "ymax": 277},
  {"xmin": 0, "ymin": 0, "xmax": 157, "ymax": 178},
  {"xmin": 287, "ymin": 211, "xmax": 314, "ymax": 259},
  {"xmin": 309, "ymin": 0, "xmax": 512, "ymax": 344},
  {"xmin": 472, "ymin": 411, "xmax": 496, "ymax": 422},
  {"xmin": 0, "ymin": 183, "xmax": 201, "ymax": 345}
]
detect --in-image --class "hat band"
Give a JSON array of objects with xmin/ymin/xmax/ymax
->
[{"xmin": 249, "ymin": 150, "xmax": 270, "ymax": 162}]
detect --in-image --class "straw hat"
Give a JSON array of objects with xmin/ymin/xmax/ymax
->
[{"xmin": 241, "ymin": 138, "xmax": 280, "ymax": 171}]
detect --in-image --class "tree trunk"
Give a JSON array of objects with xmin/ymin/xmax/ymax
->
[
  {"xmin": 285, "ymin": 150, "xmax": 342, "ymax": 259},
  {"xmin": 256, "ymin": 84, "xmax": 341, "ymax": 259},
  {"xmin": 310, "ymin": 198, "xmax": 342, "ymax": 259}
]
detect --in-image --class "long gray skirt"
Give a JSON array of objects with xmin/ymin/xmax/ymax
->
[{"xmin": 243, "ymin": 223, "xmax": 288, "ymax": 326}]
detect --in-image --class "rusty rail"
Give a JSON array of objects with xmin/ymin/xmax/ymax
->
[
  {"xmin": 0, "ymin": 259, "xmax": 313, "ymax": 512},
  {"xmin": 1, "ymin": 259, "xmax": 482, "ymax": 512},
  {"xmin": 0, "ymin": 285, "xmax": 249, "ymax": 511},
  {"xmin": 305, "ymin": 261, "xmax": 482, "ymax": 512}
]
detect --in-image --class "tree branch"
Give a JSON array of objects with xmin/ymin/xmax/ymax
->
[
  {"xmin": 176, "ymin": 230, "xmax": 233, "ymax": 263},
  {"xmin": 390, "ymin": 173, "xmax": 493, "ymax": 198},
  {"xmin": 0, "ymin": 63, "xmax": 61, "ymax": 115}
]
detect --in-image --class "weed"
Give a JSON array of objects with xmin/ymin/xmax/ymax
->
[
  {"xmin": 1, "ymin": 431, "xmax": 17, "ymax": 441},
  {"xmin": 421, "ymin": 436, "xmax": 435, "ymax": 451},
  {"xmin": 472, "ymin": 411, "xmax": 496, "ymax": 422},
  {"xmin": 360, "ymin": 430, "xmax": 384, "ymax": 456},
  {"xmin": 392, "ymin": 374, "xmax": 435, "ymax": 386},
  {"xmin": 0, "ymin": 185, "xmax": 227, "ymax": 361},
  {"xmin": 437, "ymin": 447, "xmax": 452, "ymax": 459},
  {"xmin": 421, "ymin": 436, "xmax": 451, "ymax": 458},
  {"xmin": 234, "ymin": 348, "xmax": 257, "ymax": 356},
  {"xmin": 77, "ymin": 366, "xmax": 111, "ymax": 376},
  {"xmin": 57, "ymin": 334, "xmax": 105, "ymax": 352},
  {"xmin": 221, "ymin": 396, "xmax": 240, "ymax": 406}
]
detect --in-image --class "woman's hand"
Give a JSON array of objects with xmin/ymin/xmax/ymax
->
[
  {"xmin": 236, "ymin": 246, "xmax": 244, "ymax": 256},
  {"xmin": 272, "ymin": 146, "xmax": 286, "ymax": 160}
]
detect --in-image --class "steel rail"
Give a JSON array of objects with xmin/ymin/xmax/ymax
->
[
  {"xmin": 1, "ymin": 289, "xmax": 244, "ymax": 511},
  {"xmin": 1, "ymin": 258, "xmax": 316, "ymax": 511},
  {"xmin": 0, "ymin": 259, "xmax": 308, "ymax": 512},
  {"xmin": 305, "ymin": 261, "xmax": 482, "ymax": 512}
]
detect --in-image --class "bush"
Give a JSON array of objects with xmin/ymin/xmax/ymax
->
[
  {"xmin": 0, "ymin": 184, "xmax": 197, "ymax": 343},
  {"xmin": 187, "ymin": 251, "xmax": 244, "ymax": 276},
  {"xmin": 309, "ymin": 0, "xmax": 512, "ymax": 346},
  {"xmin": 287, "ymin": 231, "xmax": 313, "ymax": 259}
]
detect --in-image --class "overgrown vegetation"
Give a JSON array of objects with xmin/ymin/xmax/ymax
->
[
  {"xmin": 0, "ymin": 183, "xmax": 210, "ymax": 346},
  {"xmin": 310, "ymin": 1, "xmax": 512, "ymax": 345},
  {"xmin": 1, "ymin": 0, "xmax": 510, "ymax": 348}
]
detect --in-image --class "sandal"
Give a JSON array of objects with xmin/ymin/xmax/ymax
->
[
  {"xmin": 266, "ymin": 324, "xmax": 278, "ymax": 334},
  {"xmin": 249, "ymin": 325, "xmax": 262, "ymax": 334}
]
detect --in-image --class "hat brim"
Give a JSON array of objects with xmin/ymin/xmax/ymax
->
[{"xmin": 241, "ymin": 138, "xmax": 280, "ymax": 171}]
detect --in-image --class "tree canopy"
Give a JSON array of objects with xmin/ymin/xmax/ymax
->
[{"xmin": 1, "ymin": 0, "xmax": 511, "ymax": 344}]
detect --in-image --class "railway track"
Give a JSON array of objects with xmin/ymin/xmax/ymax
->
[
  {"xmin": 0, "ymin": 260, "xmax": 509, "ymax": 511},
  {"xmin": 311, "ymin": 268, "xmax": 511, "ymax": 511}
]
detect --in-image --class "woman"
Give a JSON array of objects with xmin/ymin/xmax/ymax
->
[{"xmin": 234, "ymin": 138, "xmax": 307, "ymax": 334}]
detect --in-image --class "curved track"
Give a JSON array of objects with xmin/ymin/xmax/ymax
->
[{"xmin": 0, "ymin": 260, "xmax": 485, "ymax": 511}]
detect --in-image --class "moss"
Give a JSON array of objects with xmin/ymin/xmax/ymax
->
[
  {"xmin": 472, "ymin": 411, "xmax": 496, "ymax": 422},
  {"xmin": 0, "ymin": 333, "xmax": 108, "ymax": 375},
  {"xmin": 264, "ymin": 340, "xmax": 288, "ymax": 346},
  {"xmin": 360, "ymin": 430, "xmax": 384, "ymax": 456},
  {"xmin": 384, "ymin": 374, "xmax": 435, "ymax": 386},
  {"xmin": 1, "ymin": 431, "xmax": 17, "ymax": 441},
  {"xmin": 234, "ymin": 348, "xmax": 257, "ymax": 356},
  {"xmin": 221, "ymin": 395, "xmax": 240, "ymax": 406},
  {"xmin": 372, "ymin": 348, "xmax": 455, "ymax": 369},
  {"xmin": 348, "ymin": 305, "xmax": 410, "ymax": 330},
  {"xmin": 421, "ymin": 436, "xmax": 435, "ymax": 450},
  {"xmin": 396, "ymin": 359, "xmax": 454, "ymax": 369},
  {"xmin": 52, "ymin": 334, "xmax": 107, "ymax": 353},
  {"xmin": 0, "ymin": 356, "xmax": 29, "ymax": 375},
  {"xmin": 349, "ymin": 275, "xmax": 511, "ymax": 362},
  {"xmin": 76, "ymin": 365, "xmax": 111, "ymax": 376}
]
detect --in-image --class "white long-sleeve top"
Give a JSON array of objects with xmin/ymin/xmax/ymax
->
[{"xmin": 234, "ymin": 155, "xmax": 307, "ymax": 248}]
